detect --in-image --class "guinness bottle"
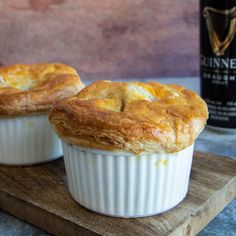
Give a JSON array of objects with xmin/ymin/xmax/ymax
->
[{"xmin": 200, "ymin": 0, "xmax": 236, "ymax": 130}]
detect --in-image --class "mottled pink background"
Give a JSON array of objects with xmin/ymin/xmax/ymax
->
[{"xmin": 0, "ymin": 0, "xmax": 199, "ymax": 79}]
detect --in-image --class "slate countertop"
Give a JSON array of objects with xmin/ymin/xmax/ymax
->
[{"xmin": 0, "ymin": 78, "xmax": 235, "ymax": 236}]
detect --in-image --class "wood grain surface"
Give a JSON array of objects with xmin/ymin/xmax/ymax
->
[
  {"xmin": 0, "ymin": 0, "xmax": 198, "ymax": 79},
  {"xmin": 0, "ymin": 152, "xmax": 235, "ymax": 236}
]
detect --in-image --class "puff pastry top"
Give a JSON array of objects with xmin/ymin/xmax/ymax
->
[
  {"xmin": 0, "ymin": 63, "xmax": 84, "ymax": 116},
  {"xmin": 49, "ymin": 80, "xmax": 208, "ymax": 154}
]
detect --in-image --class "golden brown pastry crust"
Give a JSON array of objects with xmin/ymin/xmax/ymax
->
[
  {"xmin": 49, "ymin": 80, "xmax": 208, "ymax": 154},
  {"xmin": 0, "ymin": 63, "xmax": 84, "ymax": 116}
]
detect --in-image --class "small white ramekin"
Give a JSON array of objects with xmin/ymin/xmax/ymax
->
[
  {"xmin": 62, "ymin": 142, "xmax": 194, "ymax": 218},
  {"xmin": 0, "ymin": 114, "xmax": 62, "ymax": 165}
]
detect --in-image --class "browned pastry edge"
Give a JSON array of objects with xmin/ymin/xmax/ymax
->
[
  {"xmin": 49, "ymin": 80, "xmax": 208, "ymax": 154},
  {"xmin": 0, "ymin": 63, "xmax": 84, "ymax": 116}
]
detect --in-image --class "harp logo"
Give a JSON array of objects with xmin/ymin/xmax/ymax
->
[{"xmin": 203, "ymin": 7, "xmax": 236, "ymax": 56}]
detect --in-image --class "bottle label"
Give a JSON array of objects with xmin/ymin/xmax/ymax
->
[{"xmin": 200, "ymin": 0, "xmax": 236, "ymax": 128}]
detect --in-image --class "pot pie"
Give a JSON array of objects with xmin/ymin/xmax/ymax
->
[
  {"xmin": 0, "ymin": 63, "xmax": 84, "ymax": 165},
  {"xmin": 0, "ymin": 63, "xmax": 84, "ymax": 116},
  {"xmin": 49, "ymin": 80, "xmax": 208, "ymax": 217}
]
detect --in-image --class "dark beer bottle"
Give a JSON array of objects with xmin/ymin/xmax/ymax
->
[{"xmin": 200, "ymin": 0, "xmax": 236, "ymax": 130}]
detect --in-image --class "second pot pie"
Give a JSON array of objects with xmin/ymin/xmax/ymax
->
[
  {"xmin": 49, "ymin": 80, "xmax": 208, "ymax": 217},
  {"xmin": 0, "ymin": 63, "xmax": 84, "ymax": 116},
  {"xmin": 0, "ymin": 63, "xmax": 84, "ymax": 165}
]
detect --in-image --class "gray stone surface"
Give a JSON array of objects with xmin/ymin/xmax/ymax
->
[
  {"xmin": 0, "ymin": 210, "xmax": 48, "ymax": 236},
  {"xmin": 198, "ymin": 200, "xmax": 236, "ymax": 236},
  {"xmin": 0, "ymin": 78, "xmax": 235, "ymax": 235},
  {"xmin": 195, "ymin": 128, "xmax": 236, "ymax": 236}
]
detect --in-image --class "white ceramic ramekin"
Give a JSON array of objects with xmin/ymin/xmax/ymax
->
[
  {"xmin": 62, "ymin": 142, "xmax": 194, "ymax": 218},
  {"xmin": 0, "ymin": 114, "xmax": 62, "ymax": 165}
]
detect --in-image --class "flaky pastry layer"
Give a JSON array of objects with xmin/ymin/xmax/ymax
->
[
  {"xmin": 49, "ymin": 80, "xmax": 208, "ymax": 154},
  {"xmin": 0, "ymin": 63, "xmax": 84, "ymax": 116}
]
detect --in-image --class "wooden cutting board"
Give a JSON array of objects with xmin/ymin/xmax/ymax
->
[{"xmin": 0, "ymin": 152, "xmax": 235, "ymax": 236}]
